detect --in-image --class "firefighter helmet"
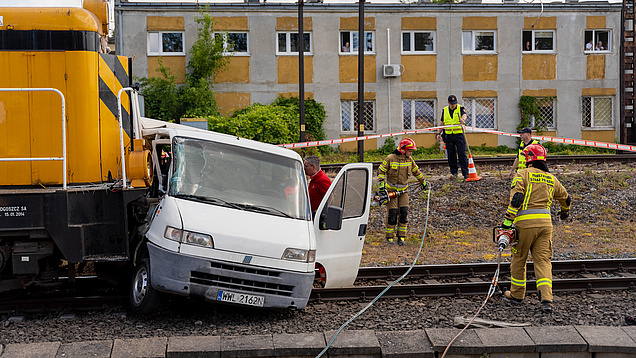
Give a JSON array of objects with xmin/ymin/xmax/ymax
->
[
  {"xmin": 398, "ymin": 138, "xmax": 417, "ymax": 154},
  {"xmin": 523, "ymin": 143, "xmax": 547, "ymax": 162}
]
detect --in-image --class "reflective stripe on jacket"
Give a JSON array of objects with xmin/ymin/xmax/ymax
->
[
  {"xmin": 378, "ymin": 153, "xmax": 425, "ymax": 191},
  {"xmin": 517, "ymin": 139, "xmax": 541, "ymax": 170},
  {"xmin": 442, "ymin": 105, "xmax": 464, "ymax": 134}
]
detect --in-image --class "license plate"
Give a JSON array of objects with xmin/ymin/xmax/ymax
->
[{"xmin": 217, "ymin": 290, "xmax": 264, "ymax": 307}]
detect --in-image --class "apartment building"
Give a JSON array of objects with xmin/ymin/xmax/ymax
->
[{"xmin": 115, "ymin": 1, "xmax": 621, "ymax": 150}]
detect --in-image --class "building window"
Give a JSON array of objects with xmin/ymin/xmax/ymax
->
[
  {"xmin": 402, "ymin": 99, "xmax": 435, "ymax": 130},
  {"xmin": 522, "ymin": 30, "xmax": 555, "ymax": 52},
  {"xmin": 530, "ymin": 98, "xmax": 556, "ymax": 129},
  {"xmin": 341, "ymin": 100, "xmax": 375, "ymax": 132},
  {"xmin": 462, "ymin": 31, "xmax": 496, "ymax": 53},
  {"xmin": 582, "ymin": 97, "xmax": 613, "ymax": 128},
  {"xmin": 340, "ymin": 31, "xmax": 374, "ymax": 54},
  {"xmin": 401, "ymin": 31, "xmax": 435, "ymax": 54},
  {"xmin": 215, "ymin": 32, "xmax": 249, "ymax": 55},
  {"xmin": 277, "ymin": 32, "xmax": 312, "ymax": 55},
  {"xmin": 584, "ymin": 30, "xmax": 611, "ymax": 53},
  {"xmin": 462, "ymin": 98, "xmax": 496, "ymax": 129},
  {"xmin": 147, "ymin": 32, "xmax": 184, "ymax": 55}
]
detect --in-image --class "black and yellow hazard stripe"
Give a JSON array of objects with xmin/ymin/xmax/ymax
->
[{"xmin": 99, "ymin": 53, "xmax": 132, "ymax": 139}]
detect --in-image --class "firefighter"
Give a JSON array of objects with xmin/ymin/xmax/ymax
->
[
  {"xmin": 501, "ymin": 143, "xmax": 571, "ymax": 312},
  {"xmin": 378, "ymin": 138, "xmax": 428, "ymax": 246},
  {"xmin": 508, "ymin": 127, "xmax": 541, "ymax": 179}
]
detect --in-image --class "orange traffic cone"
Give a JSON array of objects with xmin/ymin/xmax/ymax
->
[{"xmin": 464, "ymin": 154, "xmax": 482, "ymax": 181}]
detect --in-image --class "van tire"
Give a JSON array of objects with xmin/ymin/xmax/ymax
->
[{"xmin": 130, "ymin": 258, "xmax": 162, "ymax": 315}]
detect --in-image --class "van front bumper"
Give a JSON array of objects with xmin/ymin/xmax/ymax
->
[{"xmin": 147, "ymin": 243, "xmax": 314, "ymax": 310}]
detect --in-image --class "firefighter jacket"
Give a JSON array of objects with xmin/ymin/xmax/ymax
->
[
  {"xmin": 378, "ymin": 152, "xmax": 425, "ymax": 191},
  {"xmin": 505, "ymin": 167, "xmax": 570, "ymax": 229},
  {"xmin": 516, "ymin": 139, "xmax": 541, "ymax": 170},
  {"xmin": 442, "ymin": 105, "xmax": 464, "ymax": 134}
]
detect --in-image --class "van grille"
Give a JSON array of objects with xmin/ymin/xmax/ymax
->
[{"xmin": 190, "ymin": 263, "xmax": 294, "ymax": 297}]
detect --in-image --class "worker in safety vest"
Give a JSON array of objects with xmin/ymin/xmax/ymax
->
[
  {"xmin": 501, "ymin": 144, "xmax": 571, "ymax": 313},
  {"xmin": 378, "ymin": 138, "xmax": 427, "ymax": 246},
  {"xmin": 436, "ymin": 95, "xmax": 469, "ymax": 180},
  {"xmin": 508, "ymin": 127, "xmax": 541, "ymax": 179}
]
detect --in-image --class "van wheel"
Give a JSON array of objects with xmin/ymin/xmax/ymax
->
[{"xmin": 130, "ymin": 258, "xmax": 162, "ymax": 315}]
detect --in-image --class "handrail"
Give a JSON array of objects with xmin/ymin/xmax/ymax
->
[{"xmin": 0, "ymin": 88, "xmax": 67, "ymax": 189}]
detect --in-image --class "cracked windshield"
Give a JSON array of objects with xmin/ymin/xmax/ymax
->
[{"xmin": 169, "ymin": 137, "xmax": 310, "ymax": 220}]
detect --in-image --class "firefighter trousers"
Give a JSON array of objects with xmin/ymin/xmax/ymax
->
[
  {"xmin": 385, "ymin": 192, "xmax": 409, "ymax": 239},
  {"xmin": 510, "ymin": 225, "xmax": 553, "ymax": 302}
]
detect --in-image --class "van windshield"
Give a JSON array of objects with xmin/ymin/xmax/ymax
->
[{"xmin": 169, "ymin": 137, "xmax": 310, "ymax": 220}]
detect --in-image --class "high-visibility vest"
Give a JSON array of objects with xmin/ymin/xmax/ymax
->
[
  {"xmin": 517, "ymin": 139, "xmax": 541, "ymax": 170},
  {"xmin": 442, "ymin": 105, "xmax": 464, "ymax": 134}
]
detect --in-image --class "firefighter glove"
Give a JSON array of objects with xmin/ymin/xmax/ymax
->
[
  {"xmin": 378, "ymin": 181, "xmax": 386, "ymax": 191},
  {"xmin": 501, "ymin": 218, "xmax": 513, "ymax": 230},
  {"xmin": 420, "ymin": 181, "xmax": 428, "ymax": 191},
  {"xmin": 558, "ymin": 209, "xmax": 569, "ymax": 220}
]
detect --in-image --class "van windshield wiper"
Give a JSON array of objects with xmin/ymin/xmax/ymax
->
[
  {"xmin": 174, "ymin": 194, "xmax": 242, "ymax": 210},
  {"xmin": 234, "ymin": 203, "xmax": 294, "ymax": 219}
]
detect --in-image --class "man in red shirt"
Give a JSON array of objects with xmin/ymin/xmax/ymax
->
[{"xmin": 304, "ymin": 156, "xmax": 332, "ymax": 217}]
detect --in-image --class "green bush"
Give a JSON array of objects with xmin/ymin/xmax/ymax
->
[{"xmin": 273, "ymin": 96, "xmax": 326, "ymax": 141}]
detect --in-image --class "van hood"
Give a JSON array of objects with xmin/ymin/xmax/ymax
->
[{"xmin": 175, "ymin": 198, "xmax": 313, "ymax": 259}]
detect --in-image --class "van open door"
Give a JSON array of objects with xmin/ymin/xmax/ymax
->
[{"xmin": 314, "ymin": 163, "xmax": 373, "ymax": 288}]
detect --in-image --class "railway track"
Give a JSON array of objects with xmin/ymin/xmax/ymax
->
[
  {"xmin": 321, "ymin": 153, "xmax": 636, "ymax": 172},
  {"xmin": 311, "ymin": 258, "xmax": 636, "ymax": 302}
]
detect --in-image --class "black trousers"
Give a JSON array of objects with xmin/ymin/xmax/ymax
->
[{"xmin": 444, "ymin": 133, "xmax": 469, "ymax": 177}]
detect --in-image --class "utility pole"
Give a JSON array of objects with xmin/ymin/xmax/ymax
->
[
  {"xmin": 356, "ymin": 0, "xmax": 364, "ymax": 162},
  {"xmin": 298, "ymin": 0, "xmax": 306, "ymax": 143}
]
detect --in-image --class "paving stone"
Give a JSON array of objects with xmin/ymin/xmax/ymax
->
[
  {"xmin": 474, "ymin": 327, "xmax": 535, "ymax": 353},
  {"xmin": 323, "ymin": 329, "xmax": 381, "ymax": 357},
  {"xmin": 525, "ymin": 326, "xmax": 587, "ymax": 352},
  {"xmin": 575, "ymin": 325, "xmax": 636, "ymax": 353},
  {"xmin": 425, "ymin": 328, "xmax": 483, "ymax": 355},
  {"xmin": 623, "ymin": 325, "xmax": 636, "ymax": 342},
  {"xmin": 112, "ymin": 337, "xmax": 167, "ymax": 358},
  {"xmin": 167, "ymin": 335, "xmax": 220, "ymax": 358},
  {"xmin": 273, "ymin": 332, "xmax": 325, "ymax": 357},
  {"xmin": 375, "ymin": 330, "xmax": 435, "ymax": 358},
  {"xmin": 56, "ymin": 340, "xmax": 112, "ymax": 358},
  {"xmin": 2, "ymin": 342, "xmax": 61, "ymax": 358},
  {"xmin": 221, "ymin": 334, "xmax": 274, "ymax": 358}
]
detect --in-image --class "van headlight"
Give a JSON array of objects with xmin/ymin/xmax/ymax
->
[
  {"xmin": 164, "ymin": 226, "xmax": 214, "ymax": 248},
  {"xmin": 282, "ymin": 248, "xmax": 316, "ymax": 263}
]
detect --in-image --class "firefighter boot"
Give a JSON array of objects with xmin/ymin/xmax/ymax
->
[
  {"xmin": 542, "ymin": 300, "xmax": 553, "ymax": 313},
  {"xmin": 397, "ymin": 237, "xmax": 406, "ymax": 246},
  {"xmin": 386, "ymin": 237, "xmax": 396, "ymax": 245},
  {"xmin": 503, "ymin": 290, "xmax": 523, "ymax": 305}
]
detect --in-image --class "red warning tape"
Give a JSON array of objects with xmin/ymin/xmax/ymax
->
[{"xmin": 281, "ymin": 126, "xmax": 636, "ymax": 153}]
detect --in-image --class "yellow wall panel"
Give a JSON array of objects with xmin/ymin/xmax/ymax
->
[
  {"xmin": 148, "ymin": 56, "xmax": 186, "ymax": 84},
  {"xmin": 214, "ymin": 57, "xmax": 250, "ymax": 83},
  {"xmin": 407, "ymin": 134, "xmax": 437, "ymax": 149},
  {"xmin": 279, "ymin": 92, "xmax": 314, "ymax": 100},
  {"xmin": 463, "ymin": 90, "xmax": 497, "ymax": 98},
  {"xmin": 523, "ymin": 89, "xmax": 557, "ymax": 97},
  {"xmin": 401, "ymin": 55, "xmax": 437, "ymax": 82},
  {"xmin": 277, "ymin": 17, "xmax": 312, "ymax": 31},
  {"xmin": 339, "ymin": 56, "xmax": 376, "ymax": 83},
  {"xmin": 582, "ymin": 88, "xmax": 616, "ymax": 96},
  {"xmin": 215, "ymin": 17, "xmax": 249, "ymax": 31},
  {"xmin": 340, "ymin": 92, "xmax": 376, "ymax": 100},
  {"xmin": 402, "ymin": 91, "xmax": 437, "ymax": 99},
  {"xmin": 465, "ymin": 133, "xmax": 498, "ymax": 147},
  {"xmin": 401, "ymin": 17, "xmax": 436, "ymax": 30},
  {"xmin": 581, "ymin": 130, "xmax": 615, "ymax": 143},
  {"xmin": 586, "ymin": 55, "xmax": 605, "ymax": 80},
  {"xmin": 522, "ymin": 54, "xmax": 556, "ymax": 80},
  {"xmin": 524, "ymin": 17, "xmax": 556, "ymax": 29},
  {"xmin": 147, "ymin": 16, "xmax": 184, "ymax": 31},
  {"xmin": 340, "ymin": 17, "xmax": 375, "ymax": 30},
  {"xmin": 587, "ymin": 16, "xmax": 606, "ymax": 29},
  {"xmin": 340, "ymin": 138, "xmax": 377, "ymax": 152},
  {"xmin": 463, "ymin": 55, "xmax": 497, "ymax": 82},
  {"xmin": 463, "ymin": 17, "xmax": 497, "ymax": 30},
  {"xmin": 535, "ymin": 130, "xmax": 556, "ymax": 137},
  {"xmin": 216, "ymin": 92, "xmax": 251, "ymax": 116},
  {"xmin": 278, "ymin": 56, "xmax": 313, "ymax": 84}
]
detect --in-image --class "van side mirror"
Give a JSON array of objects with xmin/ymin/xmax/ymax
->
[{"xmin": 319, "ymin": 206, "xmax": 343, "ymax": 230}]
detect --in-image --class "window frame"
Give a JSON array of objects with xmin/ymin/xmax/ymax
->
[
  {"xmin": 340, "ymin": 100, "xmax": 376, "ymax": 133},
  {"xmin": 529, "ymin": 97, "xmax": 556, "ymax": 130},
  {"xmin": 462, "ymin": 98, "xmax": 497, "ymax": 129},
  {"xmin": 581, "ymin": 96, "xmax": 614, "ymax": 128},
  {"xmin": 461, "ymin": 30, "xmax": 497, "ymax": 54},
  {"xmin": 276, "ymin": 31, "xmax": 313, "ymax": 55},
  {"xmin": 214, "ymin": 31, "xmax": 250, "ymax": 56},
  {"xmin": 147, "ymin": 31, "xmax": 185, "ymax": 56},
  {"xmin": 584, "ymin": 29, "xmax": 612, "ymax": 54},
  {"xmin": 401, "ymin": 31, "xmax": 436, "ymax": 54},
  {"xmin": 402, "ymin": 99, "xmax": 436, "ymax": 130},
  {"xmin": 339, "ymin": 31, "xmax": 375, "ymax": 55},
  {"xmin": 522, "ymin": 30, "xmax": 556, "ymax": 53}
]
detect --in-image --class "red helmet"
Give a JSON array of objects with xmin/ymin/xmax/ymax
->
[
  {"xmin": 523, "ymin": 143, "xmax": 547, "ymax": 162},
  {"xmin": 398, "ymin": 138, "xmax": 417, "ymax": 154}
]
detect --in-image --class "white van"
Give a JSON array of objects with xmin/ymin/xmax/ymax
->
[{"xmin": 130, "ymin": 119, "xmax": 372, "ymax": 314}]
